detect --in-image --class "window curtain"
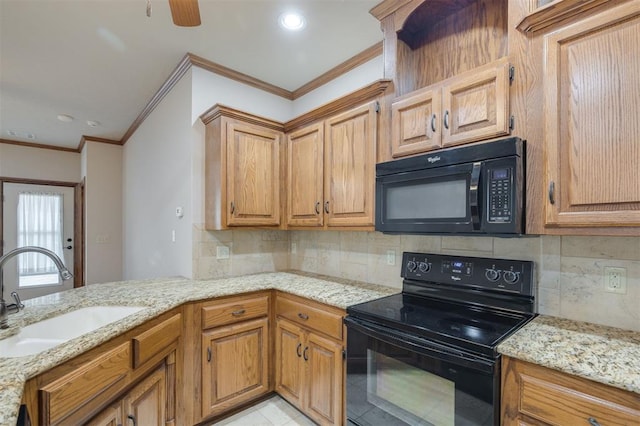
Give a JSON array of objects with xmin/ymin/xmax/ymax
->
[{"xmin": 17, "ymin": 192, "xmax": 65, "ymax": 275}]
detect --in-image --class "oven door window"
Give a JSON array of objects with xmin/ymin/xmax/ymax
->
[{"xmin": 347, "ymin": 327, "xmax": 497, "ymax": 426}]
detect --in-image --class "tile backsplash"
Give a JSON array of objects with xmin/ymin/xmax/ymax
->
[{"xmin": 193, "ymin": 224, "xmax": 640, "ymax": 332}]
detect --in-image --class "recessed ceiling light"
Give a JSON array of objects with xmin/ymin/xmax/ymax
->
[
  {"xmin": 87, "ymin": 120, "xmax": 101, "ymax": 127},
  {"xmin": 57, "ymin": 114, "xmax": 74, "ymax": 122},
  {"xmin": 279, "ymin": 12, "xmax": 306, "ymax": 31}
]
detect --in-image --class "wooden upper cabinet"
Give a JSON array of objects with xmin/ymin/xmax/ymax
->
[
  {"xmin": 544, "ymin": 2, "xmax": 640, "ymax": 228},
  {"xmin": 201, "ymin": 105, "xmax": 285, "ymax": 230},
  {"xmin": 227, "ymin": 122, "xmax": 282, "ymax": 226},
  {"xmin": 441, "ymin": 59, "xmax": 510, "ymax": 148},
  {"xmin": 324, "ymin": 102, "xmax": 377, "ymax": 227},
  {"xmin": 391, "ymin": 87, "xmax": 441, "ymax": 157},
  {"xmin": 390, "ymin": 59, "xmax": 511, "ymax": 158},
  {"xmin": 287, "ymin": 123, "xmax": 324, "ymax": 227}
]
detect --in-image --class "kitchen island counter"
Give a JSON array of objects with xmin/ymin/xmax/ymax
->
[{"xmin": 0, "ymin": 271, "xmax": 397, "ymax": 426}]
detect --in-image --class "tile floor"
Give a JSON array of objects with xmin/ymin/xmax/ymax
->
[{"xmin": 211, "ymin": 395, "xmax": 316, "ymax": 425}]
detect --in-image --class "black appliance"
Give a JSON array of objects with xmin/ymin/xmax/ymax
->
[
  {"xmin": 375, "ymin": 138, "xmax": 525, "ymax": 236},
  {"xmin": 345, "ymin": 252, "xmax": 536, "ymax": 426}
]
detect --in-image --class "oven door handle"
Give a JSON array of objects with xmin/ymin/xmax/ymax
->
[
  {"xmin": 344, "ymin": 316, "xmax": 495, "ymax": 374},
  {"xmin": 469, "ymin": 161, "xmax": 482, "ymax": 231}
]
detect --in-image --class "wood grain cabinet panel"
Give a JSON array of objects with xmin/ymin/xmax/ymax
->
[
  {"xmin": 390, "ymin": 58, "xmax": 510, "ymax": 158},
  {"xmin": 85, "ymin": 404, "xmax": 122, "ymax": 426},
  {"xmin": 286, "ymin": 122, "xmax": 324, "ymax": 227},
  {"xmin": 132, "ymin": 313, "xmax": 181, "ymax": 368},
  {"xmin": 543, "ymin": 2, "xmax": 640, "ymax": 228},
  {"xmin": 391, "ymin": 87, "xmax": 442, "ymax": 157},
  {"xmin": 123, "ymin": 364, "xmax": 167, "ymax": 426},
  {"xmin": 202, "ymin": 105, "xmax": 285, "ymax": 230},
  {"xmin": 502, "ymin": 356, "xmax": 640, "ymax": 426},
  {"xmin": 324, "ymin": 102, "xmax": 377, "ymax": 228},
  {"xmin": 275, "ymin": 293, "xmax": 345, "ymax": 426},
  {"xmin": 201, "ymin": 317, "xmax": 270, "ymax": 418},
  {"xmin": 39, "ymin": 342, "xmax": 131, "ymax": 425}
]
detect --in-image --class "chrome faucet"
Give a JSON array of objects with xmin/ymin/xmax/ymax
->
[{"xmin": 0, "ymin": 246, "xmax": 73, "ymax": 329}]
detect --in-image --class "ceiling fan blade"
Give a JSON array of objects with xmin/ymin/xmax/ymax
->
[{"xmin": 168, "ymin": 0, "xmax": 201, "ymax": 27}]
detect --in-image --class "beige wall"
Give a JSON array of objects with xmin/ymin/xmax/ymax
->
[
  {"xmin": 0, "ymin": 143, "xmax": 81, "ymax": 182},
  {"xmin": 83, "ymin": 141, "xmax": 123, "ymax": 284},
  {"xmin": 193, "ymin": 228, "xmax": 640, "ymax": 332}
]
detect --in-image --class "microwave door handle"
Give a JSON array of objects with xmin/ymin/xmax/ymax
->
[{"xmin": 469, "ymin": 162, "xmax": 482, "ymax": 230}]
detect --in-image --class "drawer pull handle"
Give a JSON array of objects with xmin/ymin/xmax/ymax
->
[
  {"xmin": 430, "ymin": 114, "xmax": 437, "ymax": 133},
  {"xmin": 296, "ymin": 343, "xmax": 302, "ymax": 358},
  {"xmin": 231, "ymin": 309, "xmax": 246, "ymax": 316},
  {"xmin": 298, "ymin": 312, "xmax": 309, "ymax": 320},
  {"xmin": 548, "ymin": 181, "xmax": 556, "ymax": 205},
  {"xmin": 588, "ymin": 418, "xmax": 601, "ymax": 426},
  {"xmin": 127, "ymin": 414, "xmax": 137, "ymax": 426},
  {"xmin": 444, "ymin": 110, "xmax": 450, "ymax": 129},
  {"xmin": 303, "ymin": 346, "xmax": 309, "ymax": 361},
  {"xmin": 315, "ymin": 201, "xmax": 321, "ymax": 215},
  {"xmin": 207, "ymin": 347, "xmax": 212, "ymax": 363},
  {"xmin": 230, "ymin": 201, "xmax": 235, "ymax": 214},
  {"xmin": 324, "ymin": 201, "xmax": 330, "ymax": 214}
]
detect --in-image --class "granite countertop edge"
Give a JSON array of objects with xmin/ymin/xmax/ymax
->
[
  {"xmin": 498, "ymin": 314, "xmax": 640, "ymax": 395},
  {"xmin": 0, "ymin": 271, "xmax": 398, "ymax": 426}
]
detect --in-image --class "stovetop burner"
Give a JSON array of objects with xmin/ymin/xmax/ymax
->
[{"xmin": 346, "ymin": 252, "xmax": 536, "ymax": 358}]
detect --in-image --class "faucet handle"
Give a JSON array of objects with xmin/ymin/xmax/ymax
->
[{"xmin": 10, "ymin": 292, "xmax": 24, "ymax": 310}]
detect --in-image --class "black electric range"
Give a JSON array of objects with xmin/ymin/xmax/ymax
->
[{"xmin": 344, "ymin": 252, "xmax": 536, "ymax": 426}]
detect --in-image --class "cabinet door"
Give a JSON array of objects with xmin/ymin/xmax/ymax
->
[
  {"xmin": 391, "ymin": 87, "xmax": 442, "ymax": 157},
  {"xmin": 287, "ymin": 123, "xmax": 324, "ymax": 227},
  {"xmin": 86, "ymin": 404, "xmax": 122, "ymax": 426},
  {"xmin": 226, "ymin": 121, "xmax": 282, "ymax": 226},
  {"xmin": 275, "ymin": 318, "xmax": 305, "ymax": 410},
  {"xmin": 544, "ymin": 3, "xmax": 640, "ymax": 227},
  {"xmin": 123, "ymin": 364, "xmax": 167, "ymax": 426},
  {"xmin": 201, "ymin": 317, "xmax": 270, "ymax": 417},
  {"xmin": 441, "ymin": 59, "xmax": 510, "ymax": 147},
  {"xmin": 324, "ymin": 102, "xmax": 377, "ymax": 227},
  {"xmin": 305, "ymin": 332, "xmax": 344, "ymax": 426}
]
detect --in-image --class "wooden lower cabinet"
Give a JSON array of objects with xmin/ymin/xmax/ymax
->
[
  {"xmin": 201, "ymin": 317, "xmax": 270, "ymax": 418},
  {"xmin": 88, "ymin": 362, "xmax": 170, "ymax": 426},
  {"xmin": 275, "ymin": 317, "xmax": 344, "ymax": 426},
  {"xmin": 502, "ymin": 356, "xmax": 640, "ymax": 425}
]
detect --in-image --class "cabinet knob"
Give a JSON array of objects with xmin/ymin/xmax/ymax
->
[
  {"xmin": 548, "ymin": 181, "xmax": 556, "ymax": 205},
  {"xmin": 444, "ymin": 110, "xmax": 450, "ymax": 129}
]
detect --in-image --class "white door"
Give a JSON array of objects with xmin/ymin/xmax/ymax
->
[{"xmin": 2, "ymin": 183, "xmax": 75, "ymax": 300}]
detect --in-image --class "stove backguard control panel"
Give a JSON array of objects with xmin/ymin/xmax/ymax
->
[{"xmin": 401, "ymin": 252, "xmax": 534, "ymax": 297}]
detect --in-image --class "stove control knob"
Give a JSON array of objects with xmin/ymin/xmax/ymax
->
[
  {"xmin": 418, "ymin": 262, "xmax": 430, "ymax": 273},
  {"xmin": 503, "ymin": 271, "xmax": 520, "ymax": 284},
  {"xmin": 485, "ymin": 268, "xmax": 500, "ymax": 282},
  {"xmin": 407, "ymin": 261, "xmax": 417, "ymax": 272}
]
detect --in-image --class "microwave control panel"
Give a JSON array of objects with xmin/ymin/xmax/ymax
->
[{"xmin": 487, "ymin": 166, "xmax": 513, "ymax": 223}]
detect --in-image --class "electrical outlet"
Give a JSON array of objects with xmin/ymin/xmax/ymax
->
[
  {"xmin": 604, "ymin": 266, "xmax": 627, "ymax": 294},
  {"xmin": 386, "ymin": 249, "xmax": 396, "ymax": 266},
  {"xmin": 216, "ymin": 245, "xmax": 230, "ymax": 260}
]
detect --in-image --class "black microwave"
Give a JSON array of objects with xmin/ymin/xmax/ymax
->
[{"xmin": 375, "ymin": 137, "xmax": 525, "ymax": 236}]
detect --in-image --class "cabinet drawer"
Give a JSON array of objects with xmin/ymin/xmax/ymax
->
[
  {"xmin": 132, "ymin": 313, "xmax": 181, "ymax": 368},
  {"xmin": 520, "ymin": 373, "xmax": 640, "ymax": 425},
  {"xmin": 202, "ymin": 294, "xmax": 269, "ymax": 329},
  {"xmin": 40, "ymin": 342, "xmax": 131, "ymax": 425},
  {"xmin": 276, "ymin": 296, "xmax": 343, "ymax": 340}
]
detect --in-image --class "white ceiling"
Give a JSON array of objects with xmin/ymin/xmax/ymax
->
[{"xmin": 0, "ymin": 0, "xmax": 382, "ymax": 149}]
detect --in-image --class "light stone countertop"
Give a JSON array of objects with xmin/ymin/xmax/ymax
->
[
  {"xmin": 0, "ymin": 271, "xmax": 397, "ymax": 426},
  {"xmin": 498, "ymin": 315, "xmax": 640, "ymax": 394}
]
